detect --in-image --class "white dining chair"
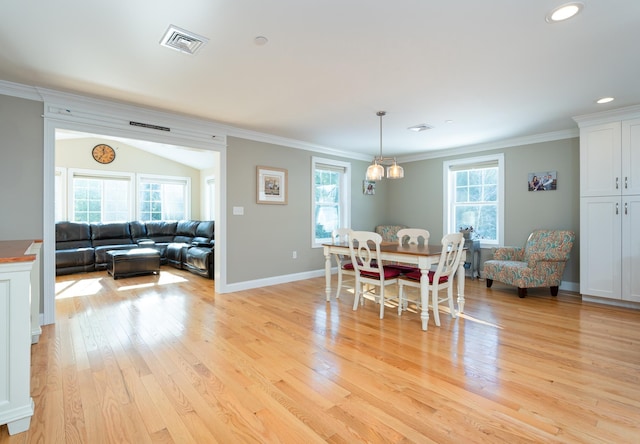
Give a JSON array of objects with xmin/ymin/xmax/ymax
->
[
  {"xmin": 388, "ymin": 228, "xmax": 431, "ymax": 274},
  {"xmin": 397, "ymin": 232, "xmax": 465, "ymax": 327},
  {"xmin": 331, "ymin": 228, "xmax": 354, "ymax": 299},
  {"xmin": 348, "ymin": 230, "xmax": 402, "ymax": 319}
]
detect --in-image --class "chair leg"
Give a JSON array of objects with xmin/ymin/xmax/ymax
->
[
  {"xmin": 432, "ymin": 288, "xmax": 441, "ymax": 327},
  {"xmin": 518, "ymin": 287, "xmax": 527, "ymax": 298},
  {"xmin": 398, "ymin": 284, "xmax": 404, "ymax": 316},
  {"xmin": 352, "ymin": 281, "xmax": 360, "ymax": 310},
  {"xmin": 447, "ymin": 286, "xmax": 457, "ymax": 319},
  {"xmin": 379, "ymin": 286, "xmax": 385, "ymax": 319},
  {"xmin": 336, "ymin": 270, "xmax": 343, "ymax": 299},
  {"xmin": 550, "ymin": 286, "xmax": 559, "ymax": 296},
  {"xmin": 486, "ymin": 279, "xmax": 493, "ymax": 288}
]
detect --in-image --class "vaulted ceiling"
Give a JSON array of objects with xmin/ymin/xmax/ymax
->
[{"xmin": 2, "ymin": 1, "xmax": 639, "ymax": 158}]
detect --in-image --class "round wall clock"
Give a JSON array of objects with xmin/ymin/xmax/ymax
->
[{"xmin": 92, "ymin": 144, "xmax": 116, "ymax": 164}]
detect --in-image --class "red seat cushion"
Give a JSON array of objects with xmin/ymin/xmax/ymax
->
[
  {"xmin": 404, "ymin": 270, "xmax": 449, "ymax": 284},
  {"xmin": 360, "ymin": 267, "xmax": 402, "ymax": 279},
  {"xmin": 387, "ymin": 264, "xmax": 419, "ymax": 274},
  {"xmin": 343, "ymin": 259, "xmax": 377, "ymax": 271}
]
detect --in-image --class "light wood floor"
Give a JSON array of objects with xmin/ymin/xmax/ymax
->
[{"xmin": 2, "ymin": 269, "xmax": 639, "ymax": 443}]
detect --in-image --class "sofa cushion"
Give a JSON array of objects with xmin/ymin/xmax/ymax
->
[
  {"xmin": 173, "ymin": 220, "xmax": 200, "ymax": 243},
  {"xmin": 192, "ymin": 220, "xmax": 214, "ymax": 245},
  {"xmin": 91, "ymin": 222, "xmax": 134, "ymax": 246},
  {"xmin": 56, "ymin": 221, "xmax": 92, "ymax": 250},
  {"xmin": 129, "ymin": 221, "xmax": 148, "ymax": 241},
  {"xmin": 144, "ymin": 221, "xmax": 178, "ymax": 243}
]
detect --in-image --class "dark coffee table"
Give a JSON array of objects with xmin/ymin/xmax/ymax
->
[{"xmin": 106, "ymin": 248, "xmax": 161, "ymax": 279}]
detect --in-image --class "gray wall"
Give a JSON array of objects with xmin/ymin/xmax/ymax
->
[
  {"xmin": 387, "ymin": 138, "xmax": 580, "ymax": 285},
  {"xmin": 0, "ymin": 95, "xmax": 44, "ymax": 240},
  {"xmin": 0, "ymin": 92, "xmax": 580, "ymax": 290},
  {"xmin": 225, "ymin": 136, "xmax": 383, "ymax": 283},
  {"xmin": 0, "ymin": 94, "xmax": 44, "ymax": 313}
]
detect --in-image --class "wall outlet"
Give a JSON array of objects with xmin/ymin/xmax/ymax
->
[{"xmin": 292, "ymin": 251, "xmax": 297, "ymax": 259}]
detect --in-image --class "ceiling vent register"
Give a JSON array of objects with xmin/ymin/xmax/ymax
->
[{"xmin": 160, "ymin": 25, "xmax": 209, "ymax": 55}]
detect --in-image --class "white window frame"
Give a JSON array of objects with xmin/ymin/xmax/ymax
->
[
  {"xmin": 137, "ymin": 173, "xmax": 191, "ymax": 221},
  {"xmin": 204, "ymin": 175, "xmax": 216, "ymax": 220},
  {"xmin": 67, "ymin": 168, "xmax": 135, "ymax": 222},
  {"xmin": 443, "ymin": 153, "xmax": 504, "ymax": 248},
  {"xmin": 55, "ymin": 167, "xmax": 67, "ymax": 222},
  {"xmin": 311, "ymin": 156, "xmax": 351, "ymax": 248}
]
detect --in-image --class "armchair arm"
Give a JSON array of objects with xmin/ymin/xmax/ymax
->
[
  {"xmin": 527, "ymin": 252, "xmax": 569, "ymax": 268},
  {"xmin": 493, "ymin": 247, "xmax": 524, "ymax": 261}
]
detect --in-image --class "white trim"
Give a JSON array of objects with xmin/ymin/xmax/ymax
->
[
  {"xmin": 0, "ymin": 79, "xmax": 42, "ymax": 101},
  {"xmin": 224, "ymin": 269, "xmax": 327, "ymax": 293},
  {"xmin": 42, "ymin": 101, "xmax": 228, "ymax": 324},
  {"xmin": 573, "ymin": 104, "xmax": 640, "ymax": 127},
  {"xmin": 443, "ymin": 153, "xmax": 505, "ymax": 248},
  {"xmin": 311, "ymin": 156, "xmax": 352, "ymax": 248},
  {"xmin": 401, "ymin": 129, "xmax": 578, "ymax": 163}
]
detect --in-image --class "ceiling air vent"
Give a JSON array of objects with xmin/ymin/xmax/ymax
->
[{"xmin": 160, "ymin": 25, "xmax": 209, "ymax": 55}]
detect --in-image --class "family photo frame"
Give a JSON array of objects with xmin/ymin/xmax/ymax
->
[
  {"xmin": 257, "ymin": 166, "xmax": 288, "ymax": 204},
  {"xmin": 528, "ymin": 170, "xmax": 557, "ymax": 191}
]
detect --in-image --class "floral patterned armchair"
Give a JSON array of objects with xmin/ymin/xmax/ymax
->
[
  {"xmin": 374, "ymin": 224, "xmax": 407, "ymax": 242},
  {"xmin": 483, "ymin": 229, "xmax": 575, "ymax": 298}
]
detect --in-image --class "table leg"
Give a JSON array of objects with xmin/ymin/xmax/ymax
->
[
  {"xmin": 456, "ymin": 251, "xmax": 466, "ymax": 313},
  {"xmin": 324, "ymin": 249, "xmax": 332, "ymax": 302},
  {"xmin": 420, "ymin": 266, "xmax": 430, "ymax": 331}
]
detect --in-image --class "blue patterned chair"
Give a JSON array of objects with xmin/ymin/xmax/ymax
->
[
  {"xmin": 374, "ymin": 224, "xmax": 407, "ymax": 242},
  {"xmin": 483, "ymin": 229, "xmax": 575, "ymax": 298}
]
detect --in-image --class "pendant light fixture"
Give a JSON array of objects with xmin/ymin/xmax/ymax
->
[{"xmin": 366, "ymin": 111, "xmax": 404, "ymax": 181}]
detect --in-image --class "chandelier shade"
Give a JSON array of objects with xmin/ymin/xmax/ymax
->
[{"xmin": 365, "ymin": 111, "xmax": 404, "ymax": 181}]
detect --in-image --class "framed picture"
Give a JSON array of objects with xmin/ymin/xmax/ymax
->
[
  {"xmin": 363, "ymin": 180, "xmax": 376, "ymax": 195},
  {"xmin": 528, "ymin": 170, "xmax": 557, "ymax": 191},
  {"xmin": 257, "ymin": 166, "xmax": 288, "ymax": 204}
]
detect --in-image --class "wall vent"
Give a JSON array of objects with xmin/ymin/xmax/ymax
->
[{"xmin": 160, "ymin": 25, "xmax": 209, "ymax": 55}]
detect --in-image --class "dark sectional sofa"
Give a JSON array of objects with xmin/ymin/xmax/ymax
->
[{"xmin": 56, "ymin": 220, "xmax": 215, "ymax": 278}]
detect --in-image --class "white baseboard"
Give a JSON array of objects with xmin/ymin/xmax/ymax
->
[{"xmin": 222, "ymin": 268, "xmax": 330, "ymax": 293}]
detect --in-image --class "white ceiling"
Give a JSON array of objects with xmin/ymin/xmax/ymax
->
[{"xmin": 2, "ymin": 1, "xmax": 640, "ymax": 158}]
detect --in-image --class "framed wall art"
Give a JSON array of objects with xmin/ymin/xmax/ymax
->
[
  {"xmin": 363, "ymin": 180, "xmax": 376, "ymax": 195},
  {"xmin": 528, "ymin": 170, "xmax": 557, "ymax": 191},
  {"xmin": 257, "ymin": 166, "xmax": 288, "ymax": 204}
]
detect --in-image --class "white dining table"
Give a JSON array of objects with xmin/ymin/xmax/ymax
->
[{"xmin": 323, "ymin": 241, "xmax": 467, "ymax": 331}]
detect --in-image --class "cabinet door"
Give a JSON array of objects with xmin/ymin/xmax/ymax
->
[
  {"xmin": 580, "ymin": 122, "xmax": 621, "ymax": 197},
  {"xmin": 580, "ymin": 197, "xmax": 622, "ymax": 299},
  {"xmin": 621, "ymin": 118, "xmax": 640, "ymax": 195},
  {"xmin": 622, "ymin": 196, "xmax": 640, "ymax": 302}
]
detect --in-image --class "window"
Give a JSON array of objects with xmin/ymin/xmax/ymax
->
[
  {"xmin": 55, "ymin": 167, "xmax": 66, "ymax": 222},
  {"xmin": 312, "ymin": 157, "xmax": 351, "ymax": 247},
  {"xmin": 204, "ymin": 175, "xmax": 216, "ymax": 220},
  {"xmin": 443, "ymin": 154, "xmax": 504, "ymax": 247},
  {"xmin": 69, "ymin": 169, "xmax": 133, "ymax": 222},
  {"xmin": 138, "ymin": 174, "xmax": 190, "ymax": 221}
]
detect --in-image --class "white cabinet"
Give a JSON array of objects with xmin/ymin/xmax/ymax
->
[
  {"xmin": 0, "ymin": 241, "xmax": 37, "ymax": 435},
  {"xmin": 578, "ymin": 111, "xmax": 640, "ymax": 304}
]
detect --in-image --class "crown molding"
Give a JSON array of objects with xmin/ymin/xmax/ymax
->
[
  {"xmin": 573, "ymin": 104, "xmax": 640, "ymax": 127},
  {"xmin": 1, "ymin": 77, "xmax": 582, "ymax": 163},
  {"xmin": 0, "ymin": 79, "xmax": 43, "ymax": 101},
  {"xmin": 398, "ymin": 128, "xmax": 579, "ymax": 162}
]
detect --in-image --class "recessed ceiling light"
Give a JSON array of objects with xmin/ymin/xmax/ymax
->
[
  {"xmin": 254, "ymin": 36, "xmax": 269, "ymax": 46},
  {"xmin": 445, "ymin": 120, "xmax": 454, "ymax": 124},
  {"xmin": 407, "ymin": 124, "xmax": 432, "ymax": 132},
  {"xmin": 596, "ymin": 97, "xmax": 615, "ymax": 104},
  {"xmin": 546, "ymin": 2, "xmax": 584, "ymax": 23}
]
